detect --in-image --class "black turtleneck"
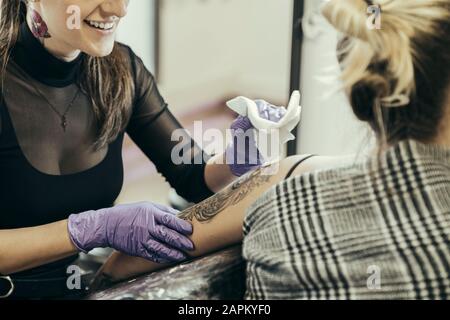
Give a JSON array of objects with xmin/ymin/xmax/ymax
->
[
  {"xmin": 12, "ymin": 22, "xmax": 85, "ymax": 87},
  {"xmin": 0, "ymin": 22, "xmax": 213, "ymax": 284}
]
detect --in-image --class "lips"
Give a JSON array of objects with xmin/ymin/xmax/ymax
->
[{"xmin": 84, "ymin": 20, "xmax": 115, "ymax": 31}]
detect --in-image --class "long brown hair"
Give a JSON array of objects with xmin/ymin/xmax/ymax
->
[
  {"xmin": 0, "ymin": 0, "xmax": 134, "ymax": 150},
  {"xmin": 322, "ymin": 0, "xmax": 450, "ymax": 148}
]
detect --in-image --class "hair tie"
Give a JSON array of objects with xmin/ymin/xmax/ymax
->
[{"xmin": 380, "ymin": 94, "xmax": 410, "ymax": 108}]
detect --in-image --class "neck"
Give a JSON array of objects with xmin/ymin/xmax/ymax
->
[
  {"xmin": 431, "ymin": 89, "xmax": 450, "ymax": 149},
  {"xmin": 12, "ymin": 21, "xmax": 85, "ymax": 87},
  {"xmin": 434, "ymin": 104, "xmax": 450, "ymax": 149},
  {"xmin": 26, "ymin": 18, "xmax": 81, "ymax": 63}
]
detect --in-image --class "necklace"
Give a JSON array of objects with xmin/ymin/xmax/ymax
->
[{"xmin": 29, "ymin": 82, "xmax": 81, "ymax": 132}]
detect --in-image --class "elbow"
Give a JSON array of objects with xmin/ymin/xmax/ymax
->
[
  {"xmin": 0, "ymin": 248, "xmax": 23, "ymax": 275},
  {"xmin": 0, "ymin": 257, "xmax": 15, "ymax": 276},
  {"xmin": 0, "ymin": 251, "xmax": 7, "ymax": 275}
]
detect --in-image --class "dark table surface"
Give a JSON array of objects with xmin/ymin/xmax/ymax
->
[{"xmin": 86, "ymin": 245, "xmax": 246, "ymax": 300}]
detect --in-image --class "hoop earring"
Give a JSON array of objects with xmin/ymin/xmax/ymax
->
[{"xmin": 29, "ymin": 7, "xmax": 51, "ymax": 39}]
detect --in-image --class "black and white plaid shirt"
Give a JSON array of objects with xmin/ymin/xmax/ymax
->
[{"xmin": 243, "ymin": 140, "xmax": 450, "ymax": 299}]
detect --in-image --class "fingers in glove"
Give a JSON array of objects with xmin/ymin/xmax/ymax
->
[
  {"xmin": 143, "ymin": 239, "xmax": 188, "ymax": 262},
  {"xmin": 155, "ymin": 212, "xmax": 193, "ymax": 235},
  {"xmin": 153, "ymin": 225, "xmax": 195, "ymax": 251},
  {"xmin": 267, "ymin": 107, "xmax": 286, "ymax": 122},
  {"xmin": 255, "ymin": 100, "xmax": 271, "ymax": 119},
  {"xmin": 152, "ymin": 203, "xmax": 180, "ymax": 216},
  {"xmin": 231, "ymin": 115, "xmax": 253, "ymax": 131},
  {"xmin": 255, "ymin": 100, "xmax": 287, "ymax": 122},
  {"xmin": 140, "ymin": 250, "xmax": 172, "ymax": 264}
]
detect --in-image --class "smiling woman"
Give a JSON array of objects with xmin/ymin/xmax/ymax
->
[
  {"xmin": 0, "ymin": 0, "xmax": 219, "ymax": 299},
  {"xmin": 0, "ymin": 0, "xmax": 286, "ymax": 299},
  {"xmin": 6, "ymin": 0, "xmax": 135, "ymax": 150},
  {"xmin": 29, "ymin": 0, "xmax": 127, "ymax": 58}
]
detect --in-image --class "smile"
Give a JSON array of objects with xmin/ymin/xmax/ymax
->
[{"xmin": 84, "ymin": 20, "xmax": 115, "ymax": 31}]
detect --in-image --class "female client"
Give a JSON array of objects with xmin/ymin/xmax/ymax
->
[{"xmin": 93, "ymin": 0, "xmax": 450, "ymax": 300}]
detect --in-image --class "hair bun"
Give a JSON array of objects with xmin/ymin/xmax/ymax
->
[
  {"xmin": 323, "ymin": 0, "xmax": 417, "ymax": 108},
  {"xmin": 350, "ymin": 73, "xmax": 389, "ymax": 121}
]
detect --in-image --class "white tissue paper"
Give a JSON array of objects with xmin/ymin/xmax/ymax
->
[{"xmin": 226, "ymin": 91, "xmax": 302, "ymax": 163}]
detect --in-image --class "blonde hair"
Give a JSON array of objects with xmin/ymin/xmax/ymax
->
[{"xmin": 322, "ymin": 0, "xmax": 450, "ymax": 146}]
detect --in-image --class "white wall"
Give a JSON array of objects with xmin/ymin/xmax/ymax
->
[
  {"xmin": 297, "ymin": 0, "xmax": 375, "ymax": 156},
  {"xmin": 116, "ymin": 0, "xmax": 156, "ymax": 73},
  {"xmin": 157, "ymin": 0, "xmax": 293, "ymax": 113},
  {"xmin": 116, "ymin": 0, "xmax": 373, "ymax": 157}
]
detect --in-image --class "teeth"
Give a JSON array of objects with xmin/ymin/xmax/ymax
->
[{"xmin": 86, "ymin": 20, "xmax": 114, "ymax": 30}]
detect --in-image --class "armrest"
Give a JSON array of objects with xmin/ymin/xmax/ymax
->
[{"xmin": 85, "ymin": 245, "xmax": 245, "ymax": 300}]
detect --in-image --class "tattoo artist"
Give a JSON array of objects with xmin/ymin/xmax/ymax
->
[{"xmin": 0, "ymin": 0, "xmax": 294, "ymax": 299}]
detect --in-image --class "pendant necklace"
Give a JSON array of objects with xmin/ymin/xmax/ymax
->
[{"xmin": 29, "ymin": 82, "xmax": 81, "ymax": 133}]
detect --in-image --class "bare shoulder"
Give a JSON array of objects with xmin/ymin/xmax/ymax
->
[{"xmin": 279, "ymin": 154, "xmax": 358, "ymax": 179}]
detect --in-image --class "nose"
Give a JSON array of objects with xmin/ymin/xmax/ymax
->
[{"xmin": 100, "ymin": 0, "xmax": 129, "ymax": 19}]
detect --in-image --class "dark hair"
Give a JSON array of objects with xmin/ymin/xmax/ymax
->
[
  {"xmin": 0, "ymin": 0, "xmax": 134, "ymax": 150},
  {"xmin": 323, "ymin": 0, "xmax": 450, "ymax": 147}
]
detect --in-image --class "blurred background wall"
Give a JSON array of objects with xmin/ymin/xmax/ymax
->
[
  {"xmin": 156, "ymin": 0, "xmax": 293, "ymax": 113},
  {"xmin": 297, "ymin": 0, "xmax": 374, "ymax": 156},
  {"xmin": 114, "ymin": 0, "xmax": 374, "ymax": 206},
  {"xmin": 116, "ymin": 0, "xmax": 156, "ymax": 73}
]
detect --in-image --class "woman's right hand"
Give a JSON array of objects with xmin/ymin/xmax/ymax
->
[{"xmin": 67, "ymin": 202, "xmax": 194, "ymax": 264}]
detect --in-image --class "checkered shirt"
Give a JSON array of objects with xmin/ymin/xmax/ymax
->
[{"xmin": 243, "ymin": 140, "xmax": 450, "ymax": 299}]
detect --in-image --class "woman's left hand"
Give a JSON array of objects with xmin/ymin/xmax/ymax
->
[{"xmin": 225, "ymin": 100, "xmax": 287, "ymax": 177}]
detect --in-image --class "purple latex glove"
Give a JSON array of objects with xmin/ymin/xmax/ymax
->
[
  {"xmin": 67, "ymin": 201, "xmax": 194, "ymax": 264},
  {"xmin": 226, "ymin": 100, "xmax": 287, "ymax": 177}
]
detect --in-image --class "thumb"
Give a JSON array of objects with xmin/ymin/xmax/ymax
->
[{"xmin": 152, "ymin": 203, "xmax": 180, "ymax": 216}]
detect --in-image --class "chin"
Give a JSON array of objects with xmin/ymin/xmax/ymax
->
[{"xmin": 84, "ymin": 43, "xmax": 115, "ymax": 57}]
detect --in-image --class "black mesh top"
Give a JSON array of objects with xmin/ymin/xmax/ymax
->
[{"xmin": 0, "ymin": 22, "xmax": 214, "ymax": 277}]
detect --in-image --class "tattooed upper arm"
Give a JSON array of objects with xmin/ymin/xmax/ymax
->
[
  {"xmin": 178, "ymin": 163, "xmax": 275, "ymax": 223},
  {"xmin": 179, "ymin": 155, "xmax": 342, "ymax": 224}
]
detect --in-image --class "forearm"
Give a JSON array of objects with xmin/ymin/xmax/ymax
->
[
  {"xmin": 89, "ymin": 210, "xmax": 237, "ymax": 292},
  {"xmin": 93, "ymin": 157, "xmax": 304, "ymax": 287},
  {"xmin": 90, "ymin": 207, "xmax": 239, "ymax": 290},
  {"xmin": 0, "ymin": 219, "xmax": 79, "ymax": 275}
]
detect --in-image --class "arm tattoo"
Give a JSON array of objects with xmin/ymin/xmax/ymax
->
[{"xmin": 178, "ymin": 164, "xmax": 274, "ymax": 223}]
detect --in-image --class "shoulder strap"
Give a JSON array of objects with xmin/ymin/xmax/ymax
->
[{"xmin": 284, "ymin": 154, "xmax": 317, "ymax": 180}]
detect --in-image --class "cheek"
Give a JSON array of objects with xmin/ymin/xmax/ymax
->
[
  {"xmin": 41, "ymin": 5, "xmax": 69, "ymax": 32},
  {"xmin": 41, "ymin": 0, "xmax": 98, "ymax": 33},
  {"xmin": 41, "ymin": 2, "xmax": 84, "ymax": 41}
]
